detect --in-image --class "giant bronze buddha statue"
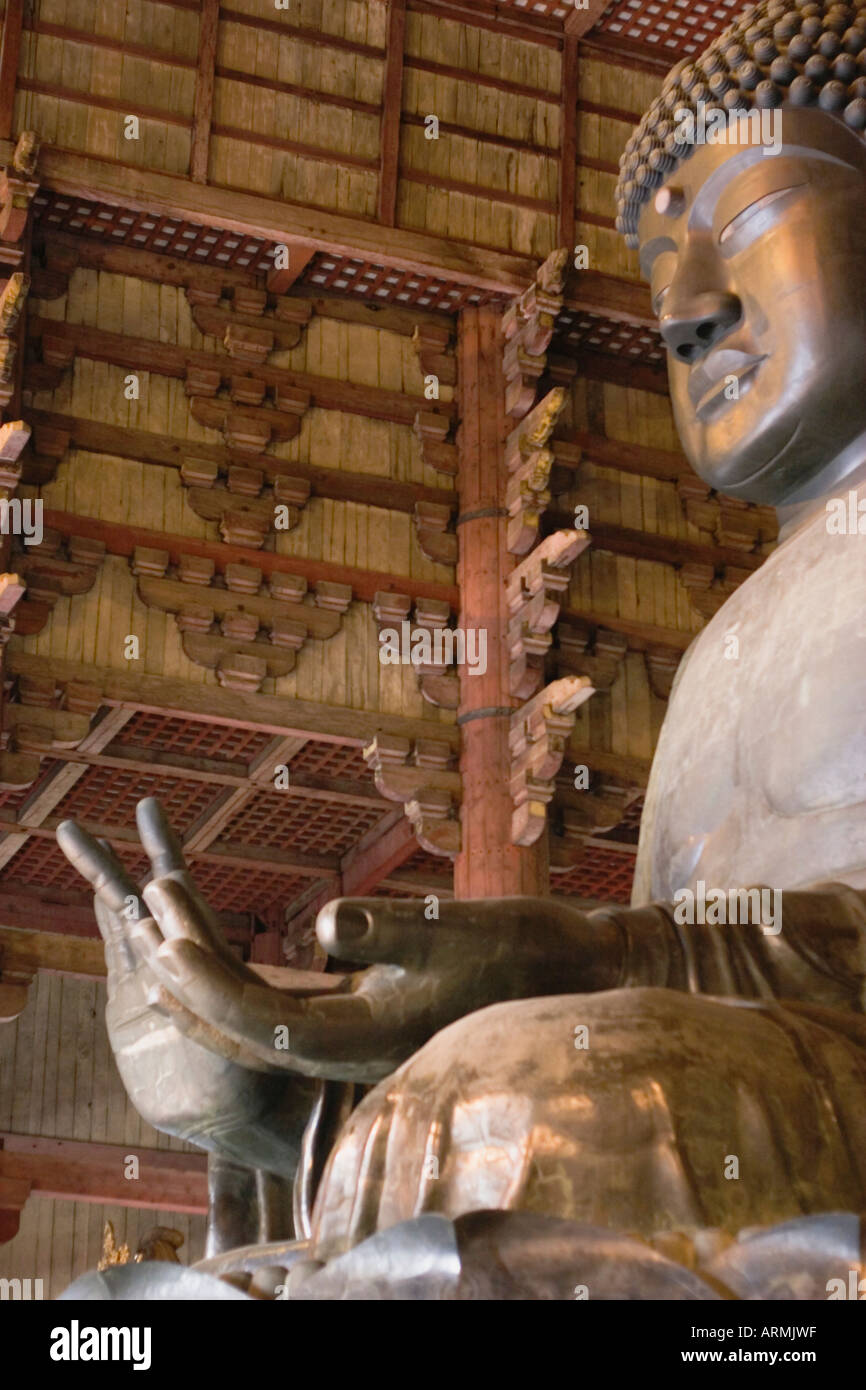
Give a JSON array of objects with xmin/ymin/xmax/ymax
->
[{"xmin": 58, "ymin": 0, "xmax": 866, "ymax": 1301}]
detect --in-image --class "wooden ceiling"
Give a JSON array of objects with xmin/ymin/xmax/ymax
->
[{"xmin": 0, "ymin": 0, "xmax": 763, "ymax": 965}]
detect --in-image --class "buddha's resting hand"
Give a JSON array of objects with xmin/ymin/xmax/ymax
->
[{"xmin": 57, "ymin": 799, "xmax": 622, "ymax": 1089}]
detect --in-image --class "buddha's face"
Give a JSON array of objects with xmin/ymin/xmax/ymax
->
[{"xmin": 638, "ymin": 108, "xmax": 866, "ymax": 504}]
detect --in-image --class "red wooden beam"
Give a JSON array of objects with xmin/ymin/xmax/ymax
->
[
  {"xmin": 0, "ymin": 1135, "xmax": 208, "ymax": 1216},
  {"xmin": 0, "ymin": 0, "xmax": 23, "ymax": 141},
  {"xmin": 190, "ymin": 0, "xmax": 221, "ymax": 184},
  {"xmin": 559, "ymin": 32, "xmax": 579, "ymax": 253},
  {"xmin": 341, "ymin": 813, "xmax": 417, "ymax": 897},
  {"xmin": 377, "ymin": 0, "xmax": 407, "ymax": 226}
]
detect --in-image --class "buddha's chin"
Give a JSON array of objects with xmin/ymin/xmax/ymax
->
[{"xmin": 680, "ymin": 415, "xmax": 803, "ymax": 502}]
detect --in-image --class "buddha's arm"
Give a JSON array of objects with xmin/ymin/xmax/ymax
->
[{"xmin": 586, "ymin": 883, "xmax": 866, "ymax": 1011}]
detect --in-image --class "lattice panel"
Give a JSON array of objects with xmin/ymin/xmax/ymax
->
[
  {"xmin": 551, "ymin": 847, "xmax": 636, "ymax": 903},
  {"xmin": 303, "ymin": 253, "xmax": 501, "ymax": 313},
  {"xmin": 554, "ymin": 309, "xmax": 665, "ymax": 365},
  {"xmin": 117, "ymin": 712, "xmax": 274, "ymax": 763},
  {"xmin": 34, "ymin": 193, "xmax": 277, "ymax": 270},
  {"xmin": 595, "ymin": 0, "xmax": 748, "ymax": 57},
  {"xmin": 498, "ymin": 0, "xmax": 575, "ymax": 17},
  {"xmin": 51, "ymin": 766, "xmax": 222, "ymax": 836},
  {"xmin": 2, "ymin": 837, "xmax": 151, "ymax": 892},
  {"xmin": 33, "ymin": 196, "xmax": 504, "ymax": 314},
  {"xmin": 223, "ymin": 791, "xmax": 387, "ymax": 857},
  {"xmin": 187, "ymin": 861, "xmax": 309, "ymax": 913},
  {"xmin": 286, "ymin": 742, "xmax": 375, "ymax": 783}
]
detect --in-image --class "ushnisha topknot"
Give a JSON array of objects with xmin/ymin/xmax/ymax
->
[{"xmin": 614, "ymin": 0, "xmax": 866, "ymax": 248}]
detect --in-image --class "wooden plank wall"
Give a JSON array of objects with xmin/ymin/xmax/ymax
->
[
  {"xmin": 0, "ymin": 972, "xmax": 206, "ymax": 1295},
  {"xmin": 565, "ymin": 375, "xmax": 702, "ymax": 766},
  {"xmin": 23, "ymin": 266, "xmax": 457, "ymax": 723}
]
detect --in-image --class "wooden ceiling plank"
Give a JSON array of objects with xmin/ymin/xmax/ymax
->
[
  {"xmin": 559, "ymin": 32, "xmax": 579, "ymax": 255},
  {"xmin": 189, "ymin": 0, "xmax": 220, "ymax": 185}
]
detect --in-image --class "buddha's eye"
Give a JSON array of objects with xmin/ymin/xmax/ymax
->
[{"xmin": 718, "ymin": 184, "xmax": 805, "ymax": 250}]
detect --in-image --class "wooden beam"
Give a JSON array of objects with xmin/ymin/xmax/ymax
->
[
  {"xmin": 189, "ymin": 0, "xmax": 220, "ymax": 184},
  {"xmin": 5, "ymin": 143, "xmax": 536, "ymax": 295},
  {"xmin": 340, "ymin": 812, "xmax": 416, "ymax": 897},
  {"xmin": 40, "ymin": 507, "xmax": 460, "ymax": 608},
  {"xmin": 0, "ymin": 0, "xmax": 23, "ymax": 141},
  {"xmin": 26, "ymin": 410, "xmax": 457, "ymax": 517},
  {"xmin": 0, "ymin": 924, "xmax": 105, "ymax": 976},
  {"xmin": 559, "ymin": 33, "xmax": 579, "ymax": 254},
  {"xmin": 554, "ymin": 429, "xmax": 687, "ymax": 482},
  {"xmin": 377, "ymin": 0, "xmax": 406, "ymax": 227},
  {"xmin": 407, "ymin": 0, "xmax": 561, "ymax": 48},
  {"xmin": 565, "ymin": 0, "xmax": 612, "ymax": 39},
  {"xmin": 5, "ymin": 651, "xmax": 462, "ymax": 751},
  {"xmin": 0, "ymin": 1135, "xmax": 208, "ymax": 1213},
  {"xmin": 28, "ymin": 317, "xmax": 457, "ymax": 430},
  {"xmin": 560, "ymin": 608, "xmax": 695, "ymax": 655},
  {"xmin": 547, "ymin": 514, "xmax": 765, "ymax": 574},
  {"xmin": 562, "ymin": 272, "xmax": 655, "ymax": 329}
]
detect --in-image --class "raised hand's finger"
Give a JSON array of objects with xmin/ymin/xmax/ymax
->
[
  {"xmin": 58, "ymin": 821, "xmax": 156, "ymax": 969},
  {"xmin": 142, "ymin": 876, "xmax": 260, "ymax": 985},
  {"xmin": 143, "ymin": 882, "xmax": 378, "ymax": 1079},
  {"xmin": 137, "ymin": 798, "xmax": 244, "ymax": 973}
]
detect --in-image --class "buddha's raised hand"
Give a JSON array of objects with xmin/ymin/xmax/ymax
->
[{"xmin": 58, "ymin": 798, "xmax": 621, "ymax": 1095}]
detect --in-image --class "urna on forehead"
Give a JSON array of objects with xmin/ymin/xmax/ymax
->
[{"xmin": 615, "ymin": 0, "xmax": 866, "ymax": 248}]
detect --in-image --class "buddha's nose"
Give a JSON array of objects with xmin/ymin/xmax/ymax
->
[{"xmin": 659, "ymin": 291, "xmax": 742, "ymax": 365}]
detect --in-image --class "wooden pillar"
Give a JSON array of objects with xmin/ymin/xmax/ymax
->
[{"xmin": 454, "ymin": 306, "xmax": 549, "ymax": 900}]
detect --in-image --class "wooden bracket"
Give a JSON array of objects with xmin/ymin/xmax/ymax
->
[
  {"xmin": 502, "ymin": 247, "xmax": 568, "ymax": 420},
  {"xmin": 181, "ymin": 456, "xmax": 311, "ymax": 546},
  {"xmin": 504, "ymin": 387, "xmax": 568, "ymax": 554},
  {"xmin": 0, "ymin": 133, "xmax": 40, "ymax": 247},
  {"xmin": 414, "ymin": 409, "xmax": 457, "ymax": 476},
  {"xmin": 509, "ymin": 676, "xmax": 595, "ymax": 847},
  {"xmin": 411, "ymin": 322, "xmax": 456, "ymax": 388},
  {"xmin": 413, "ymin": 500, "xmax": 457, "ymax": 566},
  {"xmin": 133, "ymin": 552, "xmax": 351, "ymax": 693},
  {"xmin": 506, "ymin": 529, "xmax": 590, "ymax": 699},
  {"xmin": 10, "ymin": 530, "xmax": 104, "ymax": 639},
  {"xmin": 186, "ymin": 285, "xmax": 313, "ymax": 359},
  {"xmin": 677, "ymin": 474, "xmax": 778, "ymax": 552},
  {"xmin": 363, "ymin": 733, "xmax": 461, "ymax": 858},
  {"xmin": 557, "ymin": 621, "xmax": 628, "ymax": 692},
  {"xmin": 371, "ymin": 590, "xmax": 460, "ymax": 710},
  {"xmin": 680, "ymin": 562, "xmax": 752, "ymax": 620}
]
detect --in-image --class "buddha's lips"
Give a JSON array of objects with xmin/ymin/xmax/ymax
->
[{"xmin": 688, "ymin": 350, "xmax": 768, "ymax": 421}]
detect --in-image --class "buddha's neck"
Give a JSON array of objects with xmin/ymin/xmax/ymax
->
[{"xmin": 776, "ymin": 429, "xmax": 866, "ymax": 542}]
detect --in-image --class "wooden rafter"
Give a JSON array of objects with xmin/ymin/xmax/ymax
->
[
  {"xmin": 559, "ymin": 32, "xmax": 579, "ymax": 254},
  {"xmin": 189, "ymin": 0, "xmax": 220, "ymax": 184},
  {"xmin": 0, "ymin": 0, "xmax": 23, "ymax": 141},
  {"xmin": 565, "ymin": 0, "xmax": 614, "ymax": 39},
  {"xmin": 377, "ymin": 0, "xmax": 406, "ymax": 227}
]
